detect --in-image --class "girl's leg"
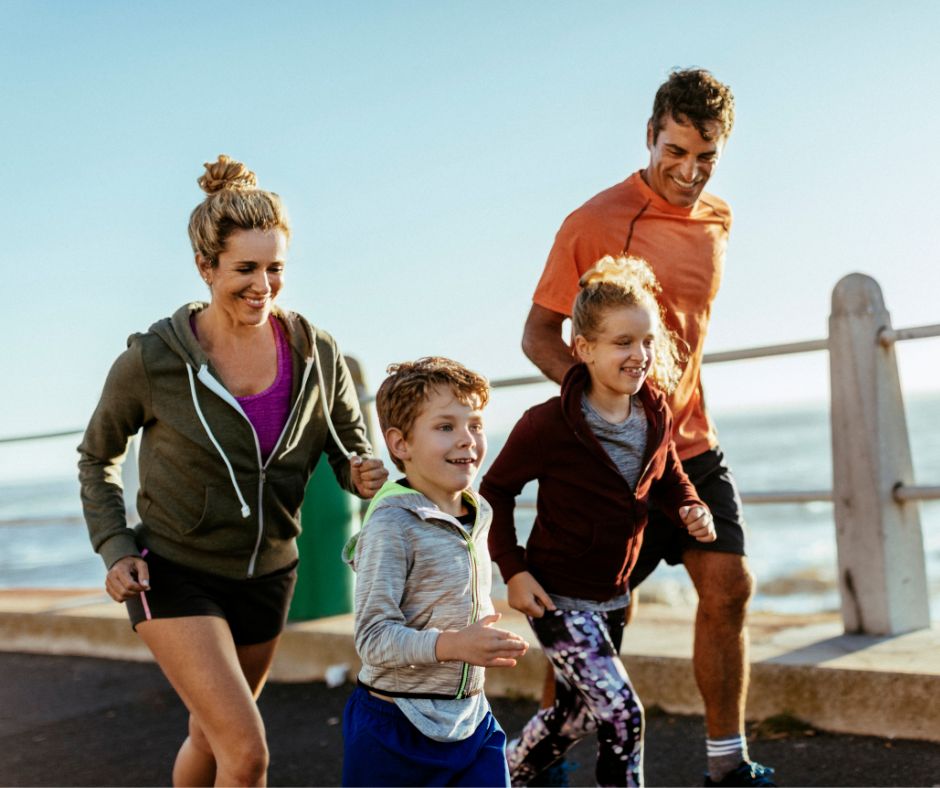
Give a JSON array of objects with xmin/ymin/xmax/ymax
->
[
  {"xmin": 511, "ymin": 609, "xmax": 644, "ymax": 787},
  {"xmin": 137, "ymin": 616, "xmax": 277, "ymax": 787}
]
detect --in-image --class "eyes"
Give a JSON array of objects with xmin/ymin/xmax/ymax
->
[
  {"xmin": 436, "ymin": 422, "xmax": 484, "ymax": 433},
  {"xmin": 614, "ymin": 337, "xmax": 655, "ymax": 348},
  {"xmin": 235, "ymin": 263, "xmax": 285, "ymax": 275}
]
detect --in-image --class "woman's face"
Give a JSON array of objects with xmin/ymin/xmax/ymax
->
[{"xmin": 200, "ymin": 228, "xmax": 287, "ymax": 328}]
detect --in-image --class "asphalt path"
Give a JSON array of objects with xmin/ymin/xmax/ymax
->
[{"xmin": 1, "ymin": 653, "xmax": 938, "ymax": 787}]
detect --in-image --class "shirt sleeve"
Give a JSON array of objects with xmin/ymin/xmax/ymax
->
[
  {"xmin": 532, "ymin": 209, "xmax": 607, "ymax": 317},
  {"xmin": 77, "ymin": 342, "xmax": 150, "ymax": 569},
  {"xmin": 480, "ymin": 410, "xmax": 545, "ymax": 583},
  {"xmin": 353, "ymin": 515, "xmax": 441, "ymax": 667}
]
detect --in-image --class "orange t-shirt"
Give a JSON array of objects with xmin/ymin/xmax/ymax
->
[{"xmin": 533, "ymin": 170, "xmax": 732, "ymax": 460}]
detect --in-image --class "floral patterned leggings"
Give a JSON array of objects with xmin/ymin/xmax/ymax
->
[{"xmin": 506, "ymin": 607, "xmax": 644, "ymax": 787}]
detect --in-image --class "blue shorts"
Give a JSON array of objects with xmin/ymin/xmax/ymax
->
[{"xmin": 342, "ymin": 686, "xmax": 509, "ymax": 787}]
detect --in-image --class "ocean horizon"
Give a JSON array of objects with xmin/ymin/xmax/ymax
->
[{"xmin": 2, "ymin": 393, "xmax": 938, "ymax": 620}]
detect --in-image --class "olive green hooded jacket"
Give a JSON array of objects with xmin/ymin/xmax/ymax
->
[{"xmin": 78, "ymin": 302, "xmax": 371, "ymax": 579}]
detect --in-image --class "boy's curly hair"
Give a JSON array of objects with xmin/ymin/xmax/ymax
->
[
  {"xmin": 375, "ymin": 357, "xmax": 490, "ymax": 471},
  {"xmin": 650, "ymin": 68, "xmax": 734, "ymax": 143},
  {"xmin": 572, "ymin": 255, "xmax": 684, "ymax": 394}
]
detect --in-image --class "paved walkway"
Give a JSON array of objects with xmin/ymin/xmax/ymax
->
[{"xmin": 2, "ymin": 652, "xmax": 939, "ymax": 787}]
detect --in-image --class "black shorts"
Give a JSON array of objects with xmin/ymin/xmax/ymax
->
[
  {"xmin": 629, "ymin": 447, "xmax": 746, "ymax": 589},
  {"xmin": 125, "ymin": 550, "xmax": 298, "ymax": 645}
]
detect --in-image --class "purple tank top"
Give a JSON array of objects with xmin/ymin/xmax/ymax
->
[{"xmin": 236, "ymin": 317, "xmax": 293, "ymax": 460}]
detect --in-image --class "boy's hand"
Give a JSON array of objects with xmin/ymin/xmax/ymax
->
[
  {"xmin": 350, "ymin": 454, "xmax": 388, "ymax": 498},
  {"xmin": 680, "ymin": 505, "xmax": 716, "ymax": 543},
  {"xmin": 435, "ymin": 613, "xmax": 529, "ymax": 667},
  {"xmin": 507, "ymin": 571, "xmax": 556, "ymax": 618}
]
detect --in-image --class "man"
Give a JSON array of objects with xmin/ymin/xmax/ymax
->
[{"xmin": 522, "ymin": 69, "xmax": 775, "ymax": 787}]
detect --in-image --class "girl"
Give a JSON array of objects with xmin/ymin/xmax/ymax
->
[{"xmin": 480, "ymin": 255, "xmax": 716, "ymax": 787}]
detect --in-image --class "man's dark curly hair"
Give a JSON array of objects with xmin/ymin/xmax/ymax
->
[{"xmin": 650, "ymin": 68, "xmax": 735, "ymax": 143}]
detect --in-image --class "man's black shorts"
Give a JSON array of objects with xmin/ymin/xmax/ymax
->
[
  {"xmin": 125, "ymin": 550, "xmax": 298, "ymax": 645},
  {"xmin": 629, "ymin": 446, "xmax": 746, "ymax": 589}
]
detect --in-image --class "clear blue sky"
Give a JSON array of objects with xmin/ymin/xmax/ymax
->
[{"xmin": 2, "ymin": 0, "xmax": 938, "ymax": 466}]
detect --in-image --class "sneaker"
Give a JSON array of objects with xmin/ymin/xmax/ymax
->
[
  {"xmin": 704, "ymin": 761, "xmax": 777, "ymax": 786},
  {"xmin": 528, "ymin": 758, "xmax": 579, "ymax": 787}
]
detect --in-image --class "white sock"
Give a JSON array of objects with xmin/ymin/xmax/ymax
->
[{"xmin": 707, "ymin": 734, "xmax": 747, "ymax": 781}]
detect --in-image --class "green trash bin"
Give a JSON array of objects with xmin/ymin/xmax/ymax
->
[{"xmin": 288, "ymin": 455, "xmax": 360, "ymax": 621}]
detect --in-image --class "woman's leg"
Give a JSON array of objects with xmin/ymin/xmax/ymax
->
[{"xmin": 137, "ymin": 616, "xmax": 280, "ymax": 787}]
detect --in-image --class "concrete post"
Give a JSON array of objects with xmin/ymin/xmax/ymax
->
[{"xmin": 829, "ymin": 274, "xmax": 930, "ymax": 634}]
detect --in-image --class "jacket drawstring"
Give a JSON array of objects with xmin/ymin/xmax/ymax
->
[
  {"xmin": 312, "ymin": 337, "xmax": 354, "ymax": 460},
  {"xmin": 186, "ymin": 364, "xmax": 251, "ymax": 518}
]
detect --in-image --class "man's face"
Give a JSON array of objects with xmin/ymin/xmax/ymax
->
[{"xmin": 644, "ymin": 114, "xmax": 725, "ymax": 207}]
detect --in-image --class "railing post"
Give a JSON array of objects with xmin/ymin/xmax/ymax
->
[{"xmin": 829, "ymin": 274, "xmax": 930, "ymax": 634}]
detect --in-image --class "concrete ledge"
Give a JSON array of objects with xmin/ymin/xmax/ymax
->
[{"xmin": 1, "ymin": 590, "xmax": 938, "ymax": 742}]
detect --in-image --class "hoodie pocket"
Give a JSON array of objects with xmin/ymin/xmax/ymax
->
[
  {"xmin": 182, "ymin": 484, "xmax": 258, "ymax": 553},
  {"xmin": 262, "ymin": 469, "xmax": 307, "ymax": 539}
]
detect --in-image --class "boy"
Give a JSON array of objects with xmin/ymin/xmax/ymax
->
[{"xmin": 341, "ymin": 357, "xmax": 528, "ymax": 787}]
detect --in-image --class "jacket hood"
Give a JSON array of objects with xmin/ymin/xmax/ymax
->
[
  {"xmin": 559, "ymin": 362, "xmax": 669, "ymax": 431},
  {"xmin": 342, "ymin": 480, "xmax": 487, "ymax": 569},
  {"xmin": 144, "ymin": 302, "xmax": 318, "ymax": 367}
]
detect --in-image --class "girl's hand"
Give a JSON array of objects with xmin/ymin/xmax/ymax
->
[
  {"xmin": 435, "ymin": 613, "xmax": 529, "ymax": 667},
  {"xmin": 350, "ymin": 455, "xmax": 388, "ymax": 498},
  {"xmin": 507, "ymin": 571, "xmax": 557, "ymax": 618},
  {"xmin": 105, "ymin": 555, "xmax": 150, "ymax": 603},
  {"xmin": 680, "ymin": 505, "xmax": 717, "ymax": 543}
]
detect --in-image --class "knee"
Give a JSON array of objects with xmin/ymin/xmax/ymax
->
[
  {"xmin": 698, "ymin": 562, "xmax": 755, "ymax": 621},
  {"xmin": 187, "ymin": 714, "xmax": 212, "ymax": 755},
  {"xmin": 226, "ymin": 741, "xmax": 269, "ymax": 786}
]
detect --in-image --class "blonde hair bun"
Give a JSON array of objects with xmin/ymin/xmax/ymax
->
[
  {"xmin": 197, "ymin": 154, "xmax": 258, "ymax": 195},
  {"xmin": 578, "ymin": 255, "xmax": 661, "ymax": 295}
]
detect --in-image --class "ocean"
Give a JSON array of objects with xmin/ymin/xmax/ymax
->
[{"xmin": 2, "ymin": 393, "xmax": 938, "ymax": 620}]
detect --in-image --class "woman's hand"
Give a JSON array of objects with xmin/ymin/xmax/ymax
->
[
  {"xmin": 350, "ymin": 454, "xmax": 389, "ymax": 498},
  {"xmin": 507, "ymin": 571, "xmax": 556, "ymax": 618},
  {"xmin": 105, "ymin": 555, "xmax": 150, "ymax": 603},
  {"xmin": 680, "ymin": 504, "xmax": 717, "ymax": 543}
]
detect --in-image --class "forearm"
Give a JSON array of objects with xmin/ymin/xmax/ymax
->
[{"xmin": 521, "ymin": 313, "xmax": 576, "ymax": 385}]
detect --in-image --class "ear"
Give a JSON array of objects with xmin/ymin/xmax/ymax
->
[
  {"xmin": 646, "ymin": 120, "xmax": 654, "ymax": 151},
  {"xmin": 573, "ymin": 334, "xmax": 593, "ymax": 364},
  {"xmin": 195, "ymin": 253, "xmax": 212, "ymax": 284},
  {"xmin": 385, "ymin": 427, "xmax": 410, "ymax": 466}
]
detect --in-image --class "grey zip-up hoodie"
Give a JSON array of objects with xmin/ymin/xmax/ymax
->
[
  {"xmin": 79, "ymin": 302, "xmax": 371, "ymax": 579},
  {"xmin": 343, "ymin": 481, "xmax": 495, "ymax": 699}
]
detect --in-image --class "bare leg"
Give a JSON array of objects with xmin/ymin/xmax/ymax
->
[
  {"xmin": 683, "ymin": 551, "xmax": 754, "ymax": 738},
  {"xmin": 137, "ymin": 616, "xmax": 280, "ymax": 787}
]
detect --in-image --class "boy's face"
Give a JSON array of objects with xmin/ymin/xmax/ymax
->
[{"xmin": 388, "ymin": 387, "xmax": 486, "ymax": 505}]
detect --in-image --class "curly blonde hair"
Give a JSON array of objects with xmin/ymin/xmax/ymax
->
[
  {"xmin": 572, "ymin": 255, "xmax": 683, "ymax": 394},
  {"xmin": 375, "ymin": 357, "xmax": 490, "ymax": 471},
  {"xmin": 187, "ymin": 154, "xmax": 291, "ymax": 265}
]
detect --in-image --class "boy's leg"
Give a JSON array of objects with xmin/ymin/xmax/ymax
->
[{"xmin": 452, "ymin": 712, "xmax": 511, "ymax": 787}]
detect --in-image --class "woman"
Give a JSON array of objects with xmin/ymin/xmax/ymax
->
[{"xmin": 78, "ymin": 154, "xmax": 387, "ymax": 786}]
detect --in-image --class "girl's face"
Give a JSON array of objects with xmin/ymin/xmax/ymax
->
[
  {"xmin": 198, "ymin": 228, "xmax": 288, "ymax": 329},
  {"xmin": 575, "ymin": 304, "xmax": 657, "ymax": 398}
]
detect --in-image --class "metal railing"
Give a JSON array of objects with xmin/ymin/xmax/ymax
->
[{"xmin": 1, "ymin": 276, "xmax": 938, "ymax": 635}]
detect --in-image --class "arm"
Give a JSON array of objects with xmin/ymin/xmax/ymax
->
[
  {"xmin": 649, "ymin": 437, "xmax": 711, "ymax": 540},
  {"xmin": 77, "ymin": 342, "xmax": 149, "ymax": 571},
  {"xmin": 521, "ymin": 304, "xmax": 577, "ymax": 385},
  {"xmin": 318, "ymin": 333, "xmax": 387, "ymax": 497}
]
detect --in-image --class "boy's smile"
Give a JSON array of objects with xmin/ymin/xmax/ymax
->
[{"xmin": 388, "ymin": 387, "xmax": 487, "ymax": 516}]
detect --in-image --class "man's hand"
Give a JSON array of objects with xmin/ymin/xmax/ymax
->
[
  {"xmin": 507, "ymin": 571, "xmax": 557, "ymax": 618},
  {"xmin": 680, "ymin": 504, "xmax": 716, "ymax": 543},
  {"xmin": 350, "ymin": 454, "xmax": 388, "ymax": 498},
  {"xmin": 522, "ymin": 304, "xmax": 577, "ymax": 385},
  {"xmin": 435, "ymin": 613, "xmax": 529, "ymax": 667},
  {"xmin": 105, "ymin": 555, "xmax": 150, "ymax": 603}
]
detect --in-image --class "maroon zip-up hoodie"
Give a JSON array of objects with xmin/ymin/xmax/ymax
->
[{"xmin": 481, "ymin": 363, "xmax": 704, "ymax": 602}]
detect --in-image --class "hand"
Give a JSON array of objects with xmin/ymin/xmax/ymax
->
[
  {"xmin": 350, "ymin": 454, "xmax": 388, "ymax": 499},
  {"xmin": 507, "ymin": 571, "xmax": 556, "ymax": 618},
  {"xmin": 435, "ymin": 613, "xmax": 529, "ymax": 667},
  {"xmin": 105, "ymin": 555, "xmax": 150, "ymax": 602},
  {"xmin": 680, "ymin": 505, "xmax": 717, "ymax": 543}
]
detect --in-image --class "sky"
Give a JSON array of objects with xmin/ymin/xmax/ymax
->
[{"xmin": 2, "ymin": 0, "xmax": 939, "ymax": 479}]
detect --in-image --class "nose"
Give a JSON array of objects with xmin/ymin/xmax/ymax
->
[
  {"xmin": 253, "ymin": 269, "xmax": 271, "ymax": 293},
  {"xmin": 678, "ymin": 156, "xmax": 698, "ymax": 182}
]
